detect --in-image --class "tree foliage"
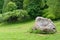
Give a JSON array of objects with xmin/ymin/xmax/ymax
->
[
  {"xmin": 55, "ymin": 0, "xmax": 60, "ymax": 19},
  {"xmin": 11, "ymin": 0, "xmax": 24, "ymax": 9},
  {"xmin": 0, "ymin": 0, "xmax": 59, "ymax": 23},
  {"xmin": 44, "ymin": 0, "xmax": 60, "ymax": 19},
  {"xmin": 4, "ymin": 1, "xmax": 17, "ymax": 12},
  {"xmin": 23, "ymin": 0, "xmax": 46, "ymax": 18},
  {"xmin": 0, "ymin": 0, "xmax": 4, "ymax": 13},
  {"xmin": 2, "ymin": 0, "xmax": 10, "ymax": 13}
]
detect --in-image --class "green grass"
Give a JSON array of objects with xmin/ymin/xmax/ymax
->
[{"xmin": 0, "ymin": 20, "xmax": 60, "ymax": 40}]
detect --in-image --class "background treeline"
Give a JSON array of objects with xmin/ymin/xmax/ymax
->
[{"xmin": 0, "ymin": 0, "xmax": 60, "ymax": 23}]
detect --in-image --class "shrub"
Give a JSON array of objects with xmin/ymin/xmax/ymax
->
[
  {"xmin": 43, "ymin": 7, "xmax": 56, "ymax": 20},
  {"xmin": 3, "ymin": 1, "xmax": 17, "ymax": 13},
  {"xmin": 46, "ymin": 13, "xmax": 56, "ymax": 20},
  {"xmin": 3, "ymin": 10, "xmax": 30, "ymax": 22},
  {"xmin": 55, "ymin": 0, "xmax": 60, "ymax": 19},
  {"xmin": 46, "ymin": 0, "xmax": 60, "ymax": 20},
  {"xmin": 13, "ymin": 10, "xmax": 30, "ymax": 22}
]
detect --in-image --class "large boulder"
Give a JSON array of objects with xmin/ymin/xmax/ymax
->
[{"xmin": 32, "ymin": 17, "xmax": 56, "ymax": 34}]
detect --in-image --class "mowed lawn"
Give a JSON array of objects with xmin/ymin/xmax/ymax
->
[{"xmin": 0, "ymin": 20, "xmax": 60, "ymax": 40}]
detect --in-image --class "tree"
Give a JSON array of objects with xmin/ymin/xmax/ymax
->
[
  {"xmin": 2, "ymin": 0, "xmax": 10, "ymax": 13},
  {"xmin": 23, "ymin": 0, "xmax": 46, "ymax": 18},
  {"xmin": 4, "ymin": 1, "xmax": 17, "ymax": 12},
  {"xmin": 3, "ymin": 0, "xmax": 24, "ymax": 13},
  {"xmin": 0, "ymin": 0, "xmax": 4, "ymax": 13},
  {"xmin": 11, "ymin": 0, "xmax": 24, "ymax": 9},
  {"xmin": 55, "ymin": 0, "xmax": 60, "ymax": 19},
  {"xmin": 45, "ymin": 0, "xmax": 60, "ymax": 19}
]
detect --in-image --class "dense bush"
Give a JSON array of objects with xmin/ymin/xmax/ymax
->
[
  {"xmin": 2, "ymin": 10, "xmax": 30, "ymax": 22},
  {"xmin": 23, "ymin": 0, "xmax": 49, "ymax": 18},
  {"xmin": 45, "ymin": 0, "xmax": 60, "ymax": 19},
  {"xmin": 43, "ymin": 13, "xmax": 56, "ymax": 20},
  {"xmin": 3, "ymin": 1, "xmax": 17, "ymax": 13},
  {"xmin": 55, "ymin": 0, "xmax": 60, "ymax": 19},
  {"xmin": 23, "ymin": 0, "xmax": 46, "ymax": 18},
  {"xmin": 43, "ymin": 7, "xmax": 56, "ymax": 20}
]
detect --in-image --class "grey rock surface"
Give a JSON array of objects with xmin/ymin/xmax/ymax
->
[{"xmin": 32, "ymin": 17, "xmax": 56, "ymax": 33}]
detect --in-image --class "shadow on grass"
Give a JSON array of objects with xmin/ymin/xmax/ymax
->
[
  {"xmin": 29, "ymin": 31, "xmax": 57, "ymax": 35},
  {"xmin": 29, "ymin": 28, "xmax": 57, "ymax": 35},
  {"xmin": 0, "ymin": 19, "xmax": 34, "ymax": 27}
]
